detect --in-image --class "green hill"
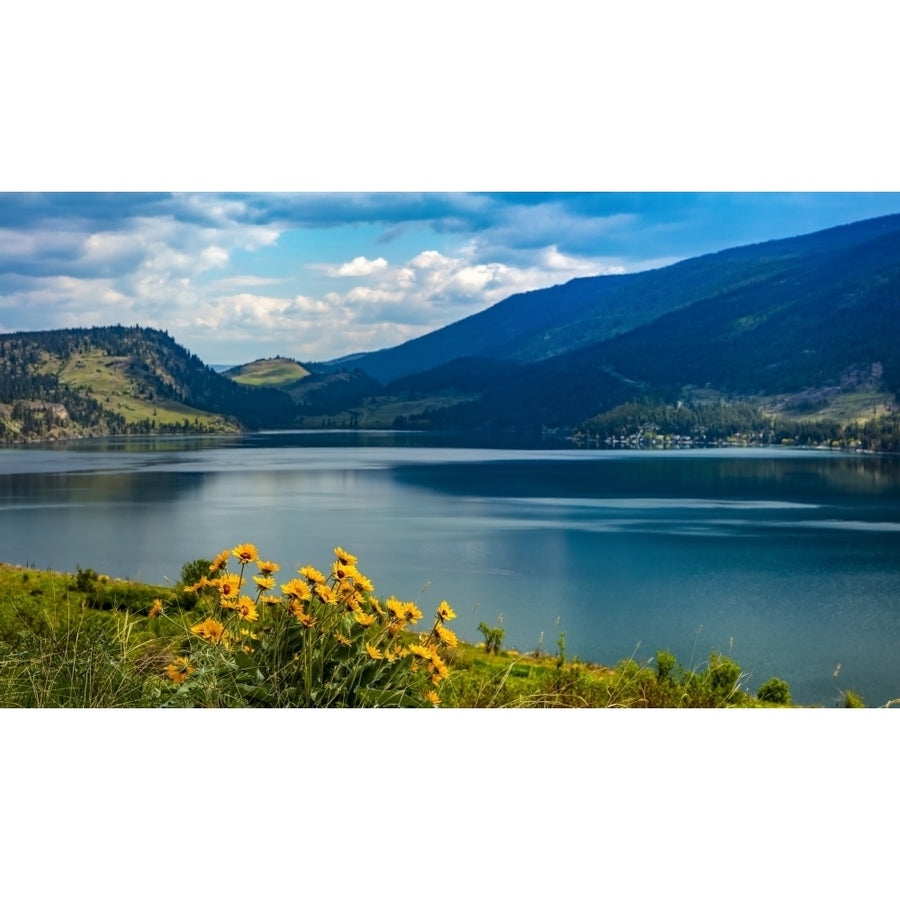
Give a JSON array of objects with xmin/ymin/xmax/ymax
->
[
  {"xmin": 0, "ymin": 326, "xmax": 296, "ymax": 442},
  {"xmin": 223, "ymin": 357, "xmax": 310, "ymax": 388}
]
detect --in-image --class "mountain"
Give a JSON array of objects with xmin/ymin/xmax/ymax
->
[
  {"xmin": 328, "ymin": 213, "xmax": 900, "ymax": 389},
  {"xmin": 0, "ymin": 325, "xmax": 296, "ymax": 442},
  {"xmin": 3, "ymin": 213, "xmax": 899, "ymax": 444},
  {"xmin": 345, "ymin": 213, "xmax": 900, "ymax": 432}
]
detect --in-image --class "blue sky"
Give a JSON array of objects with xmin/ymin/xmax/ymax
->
[
  {"xmin": 0, "ymin": 192, "xmax": 898, "ymax": 365},
  {"xmin": 3, "ymin": 9, "xmax": 898, "ymax": 366}
]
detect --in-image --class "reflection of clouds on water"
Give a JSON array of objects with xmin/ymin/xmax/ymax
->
[
  {"xmin": 791, "ymin": 519, "xmax": 900, "ymax": 532},
  {"xmin": 517, "ymin": 497, "xmax": 823, "ymax": 510}
]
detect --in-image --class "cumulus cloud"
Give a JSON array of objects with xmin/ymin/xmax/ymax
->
[{"xmin": 331, "ymin": 256, "xmax": 389, "ymax": 277}]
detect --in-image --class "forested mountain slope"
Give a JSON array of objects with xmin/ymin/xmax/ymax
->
[
  {"xmin": 384, "ymin": 214, "xmax": 900, "ymax": 431},
  {"xmin": 0, "ymin": 326, "xmax": 295, "ymax": 442},
  {"xmin": 331, "ymin": 213, "xmax": 900, "ymax": 388}
]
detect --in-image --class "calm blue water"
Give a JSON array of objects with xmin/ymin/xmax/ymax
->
[{"xmin": 1, "ymin": 430, "xmax": 899, "ymax": 706}]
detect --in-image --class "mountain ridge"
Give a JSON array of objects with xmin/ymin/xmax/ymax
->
[{"xmin": 320, "ymin": 212, "xmax": 900, "ymax": 385}]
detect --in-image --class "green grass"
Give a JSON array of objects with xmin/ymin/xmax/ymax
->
[
  {"xmin": 225, "ymin": 357, "xmax": 310, "ymax": 388},
  {"xmin": 0, "ymin": 562, "xmax": 194, "ymax": 707},
  {"xmin": 48, "ymin": 350, "xmax": 238, "ymax": 429},
  {"xmin": 784, "ymin": 390, "xmax": 894, "ymax": 424}
]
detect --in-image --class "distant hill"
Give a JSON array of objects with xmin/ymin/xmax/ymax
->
[
  {"xmin": 223, "ymin": 357, "xmax": 310, "ymax": 388},
  {"xmin": 0, "ymin": 326, "xmax": 296, "ymax": 442}
]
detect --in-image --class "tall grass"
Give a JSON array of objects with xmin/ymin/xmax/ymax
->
[{"xmin": 0, "ymin": 611, "xmax": 160, "ymax": 707}]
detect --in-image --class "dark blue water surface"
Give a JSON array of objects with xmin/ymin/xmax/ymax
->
[{"xmin": 2, "ymin": 431, "xmax": 899, "ymax": 706}]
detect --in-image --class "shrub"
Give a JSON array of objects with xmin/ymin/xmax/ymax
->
[
  {"xmin": 842, "ymin": 689, "xmax": 865, "ymax": 708},
  {"xmin": 656, "ymin": 649, "xmax": 676, "ymax": 683},
  {"xmin": 477, "ymin": 620, "xmax": 505, "ymax": 655},
  {"xmin": 707, "ymin": 652, "xmax": 743, "ymax": 699},
  {"xmin": 161, "ymin": 544, "xmax": 457, "ymax": 707},
  {"xmin": 757, "ymin": 677, "xmax": 792, "ymax": 705},
  {"xmin": 73, "ymin": 566, "xmax": 100, "ymax": 596}
]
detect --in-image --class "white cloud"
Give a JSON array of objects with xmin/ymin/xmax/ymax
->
[
  {"xmin": 0, "ymin": 193, "xmax": 689, "ymax": 363},
  {"xmin": 331, "ymin": 256, "xmax": 389, "ymax": 277},
  {"xmin": 209, "ymin": 275, "xmax": 285, "ymax": 289}
]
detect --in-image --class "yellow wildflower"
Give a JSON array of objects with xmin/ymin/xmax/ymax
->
[
  {"xmin": 289, "ymin": 604, "xmax": 316, "ymax": 628},
  {"xmin": 216, "ymin": 573, "xmax": 243, "ymax": 599},
  {"xmin": 333, "ymin": 631, "xmax": 352, "ymax": 647},
  {"xmin": 220, "ymin": 595, "xmax": 240, "ymax": 611},
  {"xmin": 435, "ymin": 623, "xmax": 458, "ymax": 648},
  {"xmin": 410, "ymin": 644, "xmax": 433, "ymax": 660},
  {"xmin": 354, "ymin": 573, "xmax": 374, "ymax": 593},
  {"xmin": 331, "ymin": 561, "xmax": 359, "ymax": 583},
  {"xmin": 314, "ymin": 583, "xmax": 337, "ymax": 605},
  {"xmin": 286, "ymin": 599, "xmax": 304, "ymax": 618},
  {"xmin": 232, "ymin": 543, "xmax": 259, "ymax": 565},
  {"xmin": 370, "ymin": 596, "xmax": 386, "ymax": 619},
  {"xmin": 165, "ymin": 656, "xmax": 195, "ymax": 684},
  {"xmin": 190, "ymin": 618, "xmax": 225, "ymax": 643},
  {"xmin": 353, "ymin": 611, "xmax": 376, "ymax": 627},
  {"xmin": 334, "ymin": 547, "xmax": 358, "ymax": 566},
  {"xmin": 257, "ymin": 559, "xmax": 280, "ymax": 576},
  {"xmin": 436, "ymin": 600, "xmax": 456, "ymax": 622},
  {"xmin": 282, "ymin": 579, "xmax": 312, "ymax": 602},
  {"xmin": 237, "ymin": 595, "xmax": 259, "ymax": 622},
  {"xmin": 260, "ymin": 592, "xmax": 283, "ymax": 605},
  {"xmin": 401, "ymin": 602, "xmax": 423, "ymax": 626},
  {"xmin": 147, "ymin": 598, "xmax": 163, "ymax": 618},
  {"xmin": 425, "ymin": 690, "xmax": 441, "ymax": 705},
  {"xmin": 183, "ymin": 576, "xmax": 208, "ymax": 594},
  {"xmin": 430, "ymin": 655, "xmax": 449, "ymax": 682},
  {"xmin": 299, "ymin": 565, "xmax": 325, "ymax": 584},
  {"xmin": 253, "ymin": 575, "xmax": 276, "ymax": 592},
  {"xmin": 209, "ymin": 550, "xmax": 230, "ymax": 572},
  {"xmin": 386, "ymin": 596, "xmax": 405, "ymax": 620},
  {"xmin": 365, "ymin": 643, "xmax": 383, "ymax": 660},
  {"xmin": 339, "ymin": 587, "xmax": 362, "ymax": 613}
]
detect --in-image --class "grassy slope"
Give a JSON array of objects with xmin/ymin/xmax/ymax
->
[
  {"xmin": 45, "ymin": 349, "xmax": 238, "ymax": 429},
  {"xmin": 225, "ymin": 357, "xmax": 310, "ymax": 388}
]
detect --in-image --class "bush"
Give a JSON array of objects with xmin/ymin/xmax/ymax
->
[
  {"xmin": 842, "ymin": 689, "xmax": 865, "ymax": 708},
  {"xmin": 477, "ymin": 621, "xmax": 505, "ymax": 655},
  {"xmin": 707, "ymin": 652, "xmax": 743, "ymax": 699},
  {"xmin": 757, "ymin": 677, "xmax": 791, "ymax": 705},
  {"xmin": 161, "ymin": 543, "xmax": 457, "ymax": 707},
  {"xmin": 656, "ymin": 649, "xmax": 676, "ymax": 683}
]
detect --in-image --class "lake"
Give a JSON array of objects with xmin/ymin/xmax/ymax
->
[{"xmin": 1, "ymin": 430, "xmax": 899, "ymax": 707}]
